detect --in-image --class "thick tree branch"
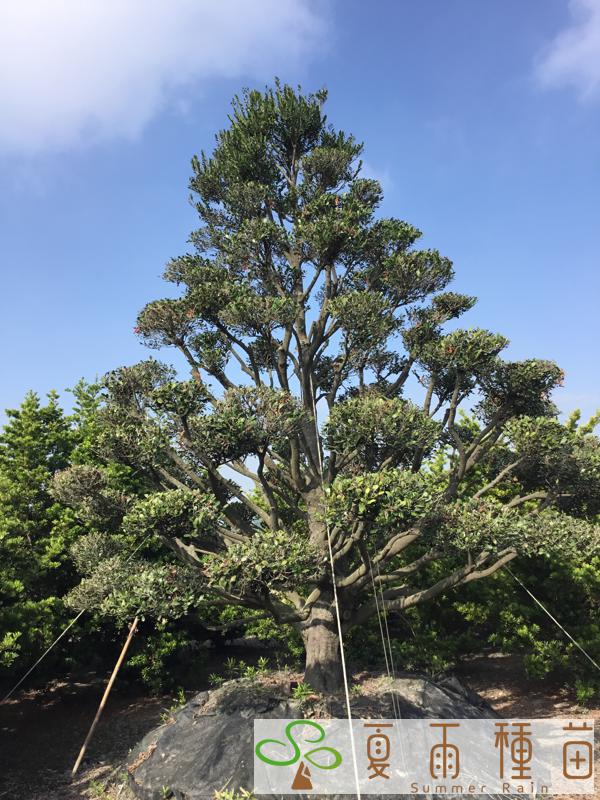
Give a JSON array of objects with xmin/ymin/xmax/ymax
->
[{"xmin": 473, "ymin": 458, "xmax": 524, "ymax": 499}]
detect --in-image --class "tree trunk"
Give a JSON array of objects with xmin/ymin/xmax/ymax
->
[{"xmin": 301, "ymin": 599, "xmax": 343, "ymax": 694}]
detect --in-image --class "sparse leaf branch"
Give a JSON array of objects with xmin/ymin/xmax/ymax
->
[
  {"xmin": 368, "ymin": 527, "xmax": 422, "ymax": 570},
  {"xmin": 349, "ymin": 547, "xmax": 517, "ymax": 627},
  {"xmin": 473, "ymin": 458, "xmax": 524, "ymax": 499},
  {"xmin": 212, "ymin": 321, "xmax": 263, "ymax": 386},
  {"xmin": 506, "ymin": 491, "xmax": 550, "ymax": 509},
  {"xmin": 256, "ymin": 449, "xmax": 280, "ymax": 529},
  {"xmin": 385, "ymin": 357, "xmax": 415, "ymax": 397}
]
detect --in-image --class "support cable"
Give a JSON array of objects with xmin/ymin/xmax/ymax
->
[
  {"xmin": 368, "ymin": 553, "xmax": 408, "ymax": 775},
  {"xmin": 367, "ymin": 551, "xmax": 399, "ymax": 718},
  {"xmin": 308, "ymin": 373, "xmax": 362, "ymax": 800},
  {"xmin": 505, "ymin": 566, "xmax": 600, "ymax": 673}
]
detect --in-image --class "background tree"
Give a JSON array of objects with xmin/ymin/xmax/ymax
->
[
  {"xmin": 344, "ymin": 408, "xmax": 600, "ymax": 701},
  {"xmin": 0, "ymin": 392, "xmax": 80, "ymax": 671},
  {"xmin": 0, "ymin": 385, "xmax": 211, "ymax": 693},
  {"xmin": 58, "ymin": 381, "xmax": 213, "ymax": 693},
  {"xmin": 56, "ymin": 82, "xmax": 600, "ymax": 693}
]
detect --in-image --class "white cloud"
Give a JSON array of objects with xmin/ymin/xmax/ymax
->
[
  {"xmin": 536, "ymin": 0, "xmax": 600, "ymax": 100},
  {"xmin": 0, "ymin": 0, "xmax": 325, "ymax": 155}
]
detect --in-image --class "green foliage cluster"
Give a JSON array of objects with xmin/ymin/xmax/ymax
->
[
  {"xmin": 122, "ymin": 489, "xmax": 221, "ymax": 543},
  {"xmin": 204, "ymin": 528, "xmax": 326, "ymax": 594},
  {"xmin": 190, "ymin": 386, "xmax": 306, "ymax": 464},
  {"xmin": 327, "ymin": 469, "xmax": 439, "ymax": 529},
  {"xmin": 392, "ymin": 555, "xmax": 600, "ymax": 695},
  {"xmin": 437, "ymin": 499, "xmax": 599, "ymax": 560},
  {"xmin": 127, "ymin": 632, "xmax": 196, "ymax": 695},
  {"xmin": 0, "ymin": 388, "xmax": 211, "ymax": 693},
  {"xmin": 326, "ymin": 395, "xmax": 440, "ymax": 472},
  {"xmin": 357, "ymin": 408, "xmax": 600, "ymax": 695},
  {"xmin": 65, "ymin": 545, "xmax": 204, "ymax": 626}
]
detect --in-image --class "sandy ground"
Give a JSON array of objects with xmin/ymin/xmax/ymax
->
[
  {"xmin": 0, "ymin": 654, "xmax": 598, "ymax": 800},
  {"xmin": 0, "ymin": 676, "xmax": 167, "ymax": 800},
  {"xmin": 456, "ymin": 653, "xmax": 600, "ymax": 800}
]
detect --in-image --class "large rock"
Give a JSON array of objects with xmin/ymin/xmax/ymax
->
[{"xmin": 127, "ymin": 674, "xmax": 498, "ymax": 800}]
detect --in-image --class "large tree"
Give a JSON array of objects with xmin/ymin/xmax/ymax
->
[{"xmin": 56, "ymin": 83, "xmax": 600, "ymax": 692}]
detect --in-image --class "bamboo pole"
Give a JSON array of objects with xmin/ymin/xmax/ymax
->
[{"xmin": 72, "ymin": 616, "xmax": 139, "ymax": 776}]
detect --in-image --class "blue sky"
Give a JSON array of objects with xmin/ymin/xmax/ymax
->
[{"xmin": 1, "ymin": 0, "xmax": 599, "ymax": 420}]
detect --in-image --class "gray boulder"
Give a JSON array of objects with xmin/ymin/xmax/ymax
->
[{"xmin": 127, "ymin": 674, "xmax": 498, "ymax": 800}]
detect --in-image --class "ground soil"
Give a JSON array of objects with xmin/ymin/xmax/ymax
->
[{"xmin": 0, "ymin": 653, "xmax": 598, "ymax": 799}]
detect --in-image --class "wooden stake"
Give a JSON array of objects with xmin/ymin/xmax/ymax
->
[{"xmin": 72, "ymin": 616, "xmax": 139, "ymax": 776}]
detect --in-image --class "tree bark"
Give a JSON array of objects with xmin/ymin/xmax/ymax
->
[{"xmin": 301, "ymin": 599, "xmax": 343, "ymax": 693}]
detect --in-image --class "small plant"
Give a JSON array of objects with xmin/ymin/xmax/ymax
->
[
  {"xmin": 257, "ymin": 656, "xmax": 269, "ymax": 674},
  {"xmin": 243, "ymin": 664, "xmax": 259, "ymax": 681},
  {"xmin": 350, "ymin": 683, "xmax": 363, "ymax": 697},
  {"xmin": 161, "ymin": 787, "xmax": 174, "ymax": 799},
  {"xmin": 209, "ymin": 672, "xmax": 224, "ymax": 687},
  {"xmin": 224, "ymin": 656, "xmax": 250, "ymax": 677},
  {"xmin": 172, "ymin": 686, "xmax": 186, "ymax": 708},
  {"xmin": 224, "ymin": 656, "xmax": 238, "ymax": 677},
  {"xmin": 575, "ymin": 679, "xmax": 597, "ymax": 708},
  {"xmin": 126, "ymin": 630, "xmax": 192, "ymax": 694},
  {"xmin": 160, "ymin": 687, "xmax": 187, "ymax": 724},
  {"xmin": 291, "ymin": 681, "xmax": 314, "ymax": 701},
  {"xmin": 87, "ymin": 780, "xmax": 108, "ymax": 799},
  {"xmin": 214, "ymin": 788, "xmax": 255, "ymax": 800}
]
